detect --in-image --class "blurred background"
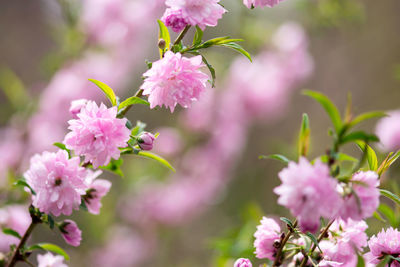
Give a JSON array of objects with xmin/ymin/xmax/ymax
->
[{"xmin": 0, "ymin": 0, "xmax": 400, "ymax": 266}]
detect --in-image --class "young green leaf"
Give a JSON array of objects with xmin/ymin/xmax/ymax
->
[
  {"xmin": 118, "ymin": 96, "xmax": 150, "ymax": 111},
  {"xmin": 2, "ymin": 228, "xmax": 21, "ymax": 239},
  {"xmin": 29, "ymin": 243, "xmax": 70, "ymax": 261},
  {"xmin": 131, "ymin": 121, "xmax": 147, "ymax": 137},
  {"xmin": 380, "ymin": 189, "xmax": 400, "ymax": 206},
  {"xmin": 136, "ymin": 151, "xmax": 175, "ymax": 172},
  {"xmin": 259, "ymin": 154, "xmax": 290, "ymax": 164},
  {"xmin": 218, "ymin": 42, "xmax": 252, "ymax": 62},
  {"xmin": 88, "ymin": 79, "xmax": 117, "ymax": 106},
  {"xmin": 356, "ymin": 141, "xmax": 378, "ymax": 171},
  {"xmin": 305, "ymin": 232, "xmax": 322, "ymax": 253},
  {"xmin": 373, "ymin": 211, "xmax": 387, "ymax": 223},
  {"xmin": 377, "ymin": 150, "xmax": 400, "ymax": 176},
  {"xmin": 99, "ymin": 158, "xmax": 124, "ymax": 177},
  {"xmin": 201, "ymin": 55, "xmax": 216, "ymax": 87},
  {"xmin": 341, "ymin": 131, "xmax": 379, "ymax": 145},
  {"xmin": 157, "ymin": 20, "xmax": 171, "ymax": 57},
  {"xmin": 303, "ymin": 90, "xmax": 342, "ymax": 134},
  {"xmin": 319, "ymin": 153, "xmax": 358, "ymax": 163},
  {"xmin": 298, "ymin": 113, "xmax": 310, "ymax": 158},
  {"xmin": 192, "ymin": 26, "xmax": 203, "ymax": 46},
  {"xmin": 280, "ymin": 217, "xmax": 294, "ymax": 229},
  {"xmin": 347, "ymin": 111, "xmax": 387, "ymax": 130},
  {"xmin": 14, "ymin": 179, "xmax": 36, "ymax": 195}
]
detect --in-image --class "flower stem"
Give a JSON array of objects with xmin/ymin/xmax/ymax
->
[
  {"xmin": 272, "ymin": 219, "xmax": 298, "ymax": 267},
  {"xmin": 118, "ymin": 89, "xmax": 144, "ymax": 118},
  {"xmin": 298, "ymin": 219, "xmax": 335, "ymax": 267},
  {"xmin": 6, "ymin": 221, "xmax": 37, "ymax": 267},
  {"xmin": 173, "ymin": 25, "xmax": 191, "ymax": 46}
]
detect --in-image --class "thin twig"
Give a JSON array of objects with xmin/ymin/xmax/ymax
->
[
  {"xmin": 173, "ymin": 25, "xmax": 191, "ymax": 46},
  {"xmin": 272, "ymin": 220, "xmax": 298, "ymax": 266},
  {"xmin": 6, "ymin": 222, "xmax": 37, "ymax": 267}
]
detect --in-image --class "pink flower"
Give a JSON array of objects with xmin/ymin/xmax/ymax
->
[
  {"xmin": 37, "ymin": 253, "xmax": 68, "ymax": 267},
  {"xmin": 84, "ymin": 170, "xmax": 112, "ymax": 215},
  {"xmin": 140, "ymin": 51, "xmax": 209, "ymax": 112},
  {"xmin": 376, "ymin": 111, "xmax": 400, "ymax": 152},
  {"xmin": 366, "ymin": 227, "xmax": 400, "ymax": 266},
  {"xmin": 274, "ymin": 158, "xmax": 341, "ymax": 232},
  {"xmin": 24, "ymin": 150, "xmax": 88, "ymax": 216},
  {"xmin": 0, "ymin": 205, "xmax": 31, "ymax": 253},
  {"xmin": 60, "ymin": 219, "xmax": 82, "ymax": 247},
  {"xmin": 243, "ymin": 0, "xmax": 285, "ymax": 8},
  {"xmin": 320, "ymin": 219, "xmax": 368, "ymax": 266},
  {"xmin": 64, "ymin": 101, "xmax": 131, "ymax": 168},
  {"xmin": 161, "ymin": 9, "xmax": 188, "ymax": 32},
  {"xmin": 163, "ymin": 0, "xmax": 226, "ymax": 30},
  {"xmin": 253, "ymin": 217, "xmax": 281, "ymax": 260},
  {"xmin": 339, "ymin": 171, "xmax": 380, "ymax": 221},
  {"xmin": 138, "ymin": 132, "xmax": 156, "ymax": 151},
  {"xmin": 234, "ymin": 258, "xmax": 252, "ymax": 267},
  {"xmin": 69, "ymin": 99, "xmax": 88, "ymax": 118}
]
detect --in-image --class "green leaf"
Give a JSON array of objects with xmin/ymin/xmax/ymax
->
[
  {"xmin": 192, "ymin": 26, "xmax": 203, "ymax": 46},
  {"xmin": 157, "ymin": 20, "xmax": 171, "ymax": 57},
  {"xmin": 47, "ymin": 214, "xmax": 55, "ymax": 229},
  {"xmin": 298, "ymin": 113, "xmax": 310, "ymax": 158},
  {"xmin": 218, "ymin": 42, "xmax": 252, "ymax": 62},
  {"xmin": 136, "ymin": 151, "xmax": 175, "ymax": 172},
  {"xmin": 200, "ymin": 36, "xmax": 230, "ymax": 48},
  {"xmin": 356, "ymin": 141, "xmax": 378, "ymax": 171},
  {"xmin": 319, "ymin": 153, "xmax": 358, "ymax": 163},
  {"xmin": 373, "ymin": 211, "xmax": 387, "ymax": 223},
  {"xmin": 118, "ymin": 96, "xmax": 150, "ymax": 111},
  {"xmin": 380, "ymin": 189, "xmax": 400, "ymax": 206},
  {"xmin": 388, "ymin": 255, "xmax": 400, "ymax": 263},
  {"xmin": 14, "ymin": 179, "xmax": 36, "ymax": 195},
  {"xmin": 99, "ymin": 158, "xmax": 124, "ymax": 177},
  {"xmin": 53, "ymin": 142, "xmax": 71, "ymax": 158},
  {"xmin": 201, "ymin": 55, "xmax": 216, "ymax": 88},
  {"xmin": 377, "ymin": 203, "xmax": 396, "ymax": 226},
  {"xmin": 305, "ymin": 232, "xmax": 322, "ymax": 253},
  {"xmin": 303, "ymin": 90, "xmax": 342, "ymax": 134},
  {"xmin": 88, "ymin": 79, "xmax": 117, "ymax": 106},
  {"xmin": 259, "ymin": 154, "xmax": 290, "ymax": 164},
  {"xmin": 2, "ymin": 228, "xmax": 21, "ymax": 239},
  {"xmin": 341, "ymin": 131, "xmax": 379, "ymax": 145},
  {"xmin": 377, "ymin": 150, "xmax": 400, "ymax": 176},
  {"xmin": 79, "ymin": 199, "xmax": 88, "ymax": 211},
  {"xmin": 130, "ymin": 121, "xmax": 147, "ymax": 137},
  {"xmin": 356, "ymin": 254, "xmax": 365, "ymax": 267},
  {"xmin": 280, "ymin": 217, "xmax": 294, "ymax": 229},
  {"xmin": 28, "ymin": 243, "xmax": 70, "ymax": 261},
  {"xmin": 347, "ymin": 111, "xmax": 387, "ymax": 130}
]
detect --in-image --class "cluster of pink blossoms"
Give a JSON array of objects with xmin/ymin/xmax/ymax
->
[
  {"xmin": 161, "ymin": 0, "xmax": 226, "ymax": 32},
  {"xmin": 274, "ymin": 158, "xmax": 380, "ymax": 232},
  {"xmin": 366, "ymin": 227, "xmax": 400, "ymax": 266},
  {"xmin": 243, "ymin": 0, "xmax": 285, "ymax": 9},
  {"xmin": 253, "ymin": 217, "xmax": 281, "ymax": 260},
  {"xmin": 141, "ymin": 51, "xmax": 209, "ymax": 112}
]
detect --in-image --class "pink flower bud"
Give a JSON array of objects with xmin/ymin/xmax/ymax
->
[
  {"xmin": 234, "ymin": 258, "xmax": 252, "ymax": 267},
  {"xmin": 69, "ymin": 99, "xmax": 88, "ymax": 118},
  {"xmin": 60, "ymin": 219, "xmax": 82, "ymax": 247},
  {"xmin": 138, "ymin": 132, "xmax": 155, "ymax": 151}
]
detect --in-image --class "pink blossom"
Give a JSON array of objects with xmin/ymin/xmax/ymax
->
[
  {"xmin": 161, "ymin": 9, "xmax": 188, "ymax": 32},
  {"xmin": 138, "ymin": 132, "xmax": 156, "ymax": 151},
  {"xmin": 320, "ymin": 219, "xmax": 368, "ymax": 266},
  {"xmin": 0, "ymin": 205, "xmax": 31, "ymax": 253},
  {"xmin": 37, "ymin": 253, "xmax": 68, "ymax": 267},
  {"xmin": 64, "ymin": 101, "xmax": 131, "ymax": 168},
  {"xmin": 339, "ymin": 171, "xmax": 380, "ymax": 221},
  {"xmin": 253, "ymin": 217, "xmax": 281, "ymax": 260},
  {"xmin": 24, "ymin": 150, "xmax": 88, "ymax": 216},
  {"xmin": 163, "ymin": 0, "xmax": 226, "ymax": 30},
  {"xmin": 366, "ymin": 227, "xmax": 400, "ymax": 266},
  {"xmin": 152, "ymin": 128, "xmax": 183, "ymax": 157},
  {"xmin": 60, "ymin": 220, "xmax": 82, "ymax": 247},
  {"xmin": 234, "ymin": 258, "xmax": 252, "ymax": 267},
  {"xmin": 376, "ymin": 111, "xmax": 400, "ymax": 152},
  {"xmin": 141, "ymin": 51, "xmax": 209, "ymax": 112},
  {"xmin": 274, "ymin": 158, "xmax": 341, "ymax": 232},
  {"xmin": 243, "ymin": 0, "xmax": 285, "ymax": 8},
  {"xmin": 84, "ymin": 170, "xmax": 112, "ymax": 215},
  {"xmin": 69, "ymin": 99, "xmax": 88, "ymax": 118}
]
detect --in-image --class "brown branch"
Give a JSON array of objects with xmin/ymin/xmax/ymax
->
[{"xmin": 272, "ymin": 220, "xmax": 298, "ymax": 266}]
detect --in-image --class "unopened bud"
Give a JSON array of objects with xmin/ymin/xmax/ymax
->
[
  {"xmin": 138, "ymin": 132, "xmax": 156, "ymax": 151},
  {"xmin": 158, "ymin": 39, "xmax": 166, "ymax": 50}
]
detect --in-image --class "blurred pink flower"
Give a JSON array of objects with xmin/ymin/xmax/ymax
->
[
  {"xmin": 320, "ymin": 219, "xmax": 368, "ymax": 266},
  {"xmin": 153, "ymin": 128, "xmax": 183, "ymax": 157},
  {"xmin": 366, "ymin": 227, "xmax": 400, "ymax": 266},
  {"xmin": 253, "ymin": 217, "xmax": 281, "ymax": 260},
  {"xmin": 0, "ymin": 205, "xmax": 31, "ymax": 253},
  {"xmin": 338, "ymin": 171, "xmax": 380, "ymax": 221},
  {"xmin": 84, "ymin": 170, "xmax": 112, "ymax": 215},
  {"xmin": 64, "ymin": 101, "xmax": 130, "ymax": 168},
  {"xmin": 141, "ymin": 51, "xmax": 209, "ymax": 112},
  {"xmin": 243, "ymin": 0, "xmax": 284, "ymax": 8},
  {"xmin": 69, "ymin": 99, "xmax": 88, "ymax": 118},
  {"xmin": 24, "ymin": 150, "xmax": 87, "ymax": 216},
  {"xmin": 164, "ymin": 0, "xmax": 226, "ymax": 30},
  {"xmin": 274, "ymin": 158, "xmax": 341, "ymax": 232},
  {"xmin": 161, "ymin": 9, "xmax": 188, "ymax": 32},
  {"xmin": 376, "ymin": 111, "xmax": 400, "ymax": 152},
  {"xmin": 60, "ymin": 220, "xmax": 82, "ymax": 247},
  {"xmin": 138, "ymin": 132, "xmax": 156, "ymax": 151},
  {"xmin": 37, "ymin": 253, "xmax": 68, "ymax": 267},
  {"xmin": 234, "ymin": 258, "xmax": 252, "ymax": 267}
]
